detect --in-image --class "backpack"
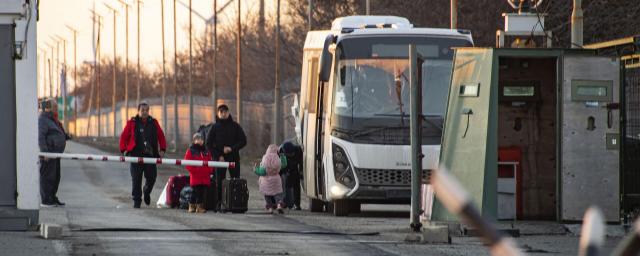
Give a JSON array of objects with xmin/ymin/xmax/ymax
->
[
  {"xmin": 197, "ymin": 122, "xmax": 214, "ymax": 143},
  {"xmin": 178, "ymin": 186, "xmax": 193, "ymax": 209}
]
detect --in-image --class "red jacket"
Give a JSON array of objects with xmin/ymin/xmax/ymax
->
[
  {"xmin": 184, "ymin": 145, "xmax": 214, "ymax": 186},
  {"xmin": 119, "ymin": 116, "xmax": 167, "ymax": 154}
]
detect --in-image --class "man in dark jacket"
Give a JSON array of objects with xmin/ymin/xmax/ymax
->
[
  {"xmin": 38, "ymin": 98, "xmax": 69, "ymax": 207},
  {"xmin": 119, "ymin": 102, "xmax": 167, "ymax": 208},
  {"xmin": 279, "ymin": 141, "xmax": 303, "ymax": 210},
  {"xmin": 206, "ymin": 104, "xmax": 247, "ymax": 210}
]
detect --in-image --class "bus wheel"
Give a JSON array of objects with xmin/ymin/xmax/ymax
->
[
  {"xmin": 333, "ymin": 199, "xmax": 350, "ymax": 216},
  {"xmin": 309, "ymin": 198, "xmax": 324, "ymax": 212}
]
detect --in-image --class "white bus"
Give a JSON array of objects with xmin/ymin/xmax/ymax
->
[{"xmin": 293, "ymin": 16, "xmax": 473, "ymax": 216}]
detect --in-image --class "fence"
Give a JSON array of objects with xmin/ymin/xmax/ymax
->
[{"xmin": 69, "ymin": 94, "xmax": 298, "ymax": 157}]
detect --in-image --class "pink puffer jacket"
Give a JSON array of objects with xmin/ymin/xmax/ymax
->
[{"xmin": 258, "ymin": 144, "xmax": 283, "ymax": 196}]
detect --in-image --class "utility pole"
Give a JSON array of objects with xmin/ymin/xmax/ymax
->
[
  {"xmin": 571, "ymin": 0, "xmax": 583, "ymax": 48},
  {"xmin": 87, "ymin": 10, "xmax": 102, "ymax": 137},
  {"xmin": 365, "ymin": 0, "xmax": 370, "ymax": 15},
  {"xmin": 48, "ymin": 58, "xmax": 52, "ymax": 97},
  {"xmin": 173, "ymin": 0, "xmax": 180, "ymax": 150},
  {"xmin": 97, "ymin": 15, "xmax": 103, "ymax": 138},
  {"xmin": 136, "ymin": 0, "xmax": 142, "ymax": 108},
  {"xmin": 211, "ymin": 0, "xmax": 217, "ymax": 120},
  {"xmin": 46, "ymin": 43, "xmax": 54, "ymax": 98},
  {"xmin": 308, "ymin": 0, "xmax": 313, "ymax": 31},
  {"xmin": 66, "ymin": 25, "xmax": 78, "ymax": 136},
  {"xmin": 188, "ymin": 0, "xmax": 194, "ymax": 135},
  {"xmin": 236, "ymin": 0, "xmax": 242, "ymax": 125},
  {"xmin": 118, "ymin": 0, "xmax": 131, "ymax": 119},
  {"xmin": 408, "ymin": 44, "xmax": 422, "ymax": 232},
  {"xmin": 51, "ymin": 37, "xmax": 60, "ymax": 98},
  {"xmin": 55, "ymin": 35, "xmax": 68, "ymax": 131},
  {"xmin": 161, "ymin": 0, "xmax": 168, "ymax": 134},
  {"xmin": 451, "ymin": 0, "xmax": 457, "ymax": 29},
  {"xmin": 105, "ymin": 3, "xmax": 118, "ymax": 137},
  {"xmin": 273, "ymin": 0, "xmax": 281, "ymax": 144}
]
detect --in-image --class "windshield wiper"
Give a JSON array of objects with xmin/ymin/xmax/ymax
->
[
  {"xmin": 373, "ymin": 113, "xmax": 444, "ymax": 131},
  {"xmin": 351, "ymin": 127, "xmax": 388, "ymax": 138}
]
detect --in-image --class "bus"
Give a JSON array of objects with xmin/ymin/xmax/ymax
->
[{"xmin": 293, "ymin": 16, "xmax": 473, "ymax": 216}]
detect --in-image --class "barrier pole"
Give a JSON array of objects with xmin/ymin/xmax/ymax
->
[{"xmin": 38, "ymin": 152, "xmax": 235, "ymax": 169}]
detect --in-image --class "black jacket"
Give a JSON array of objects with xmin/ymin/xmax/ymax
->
[
  {"xmin": 38, "ymin": 111, "xmax": 68, "ymax": 153},
  {"xmin": 205, "ymin": 114, "xmax": 247, "ymax": 162},
  {"xmin": 279, "ymin": 142, "xmax": 303, "ymax": 186}
]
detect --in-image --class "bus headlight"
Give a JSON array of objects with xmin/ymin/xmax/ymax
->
[{"xmin": 333, "ymin": 144, "xmax": 356, "ymax": 189}]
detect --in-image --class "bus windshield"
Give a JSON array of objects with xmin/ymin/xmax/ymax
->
[{"xmin": 331, "ymin": 36, "xmax": 472, "ymax": 144}]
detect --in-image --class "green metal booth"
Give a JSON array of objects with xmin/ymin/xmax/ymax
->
[{"xmin": 432, "ymin": 48, "xmax": 621, "ymax": 223}]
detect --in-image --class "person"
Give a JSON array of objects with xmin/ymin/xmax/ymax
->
[
  {"xmin": 119, "ymin": 102, "xmax": 167, "ymax": 208},
  {"xmin": 257, "ymin": 144, "xmax": 285, "ymax": 214},
  {"xmin": 205, "ymin": 104, "xmax": 247, "ymax": 210},
  {"xmin": 279, "ymin": 141, "xmax": 303, "ymax": 210},
  {"xmin": 38, "ymin": 98, "xmax": 70, "ymax": 207},
  {"xmin": 184, "ymin": 133, "xmax": 214, "ymax": 213}
]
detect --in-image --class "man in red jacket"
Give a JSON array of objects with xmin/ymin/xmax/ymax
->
[{"xmin": 119, "ymin": 102, "xmax": 167, "ymax": 208}]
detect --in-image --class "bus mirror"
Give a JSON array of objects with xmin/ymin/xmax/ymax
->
[
  {"xmin": 340, "ymin": 66, "xmax": 346, "ymax": 86},
  {"xmin": 319, "ymin": 34, "xmax": 335, "ymax": 83}
]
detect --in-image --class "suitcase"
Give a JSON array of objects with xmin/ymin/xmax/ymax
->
[
  {"xmin": 221, "ymin": 178, "xmax": 249, "ymax": 213},
  {"xmin": 204, "ymin": 175, "xmax": 218, "ymax": 211},
  {"xmin": 166, "ymin": 175, "xmax": 189, "ymax": 208}
]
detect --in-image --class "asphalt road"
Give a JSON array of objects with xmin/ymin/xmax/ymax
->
[{"xmin": 26, "ymin": 141, "xmax": 624, "ymax": 255}]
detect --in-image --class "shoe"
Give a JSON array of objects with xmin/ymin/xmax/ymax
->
[
  {"xmin": 54, "ymin": 198, "xmax": 66, "ymax": 207},
  {"xmin": 266, "ymin": 208, "xmax": 273, "ymax": 214},
  {"xmin": 294, "ymin": 205, "xmax": 302, "ymax": 211},
  {"xmin": 133, "ymin": 201, "xmax": 141, "ymax": 208},
  {"xmin": 188, "ymin": 204, "xmax": 196, "ymax": 213},
  {"xmin": 196, "ymin": 204, "xmax": 206, "ymax": 213},
  {"xmin": 40, "ymin": 202, "xmax": 57, "ymax": 208},
  {"xmin": 144, "ymin": 193, "xmax": 151, "ymax": 206},
  {"xmin": 276, "ymin": 204, "xmax": 284, "ymax": 214}
]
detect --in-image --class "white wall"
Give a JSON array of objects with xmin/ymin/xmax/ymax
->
[{"xmin": 13, "ymin": 2, "xmax": 39, "ymax": 210}]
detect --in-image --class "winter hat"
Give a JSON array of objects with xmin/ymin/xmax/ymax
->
[
  {"xmin": 192, "ymin": 133, "xmax": 203, "ymax": 141},
  {"xmin": 280, "ymin": 141, "xmax": 296, "ymax": 155},
  {"xmin": 261, "ymin": 144, "xmax": 281, "ymax": 173}
]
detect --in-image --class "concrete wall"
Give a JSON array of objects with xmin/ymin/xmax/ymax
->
[{"xmin": 12, "ymin": 2, "xmax": 39, "ymax": 213}]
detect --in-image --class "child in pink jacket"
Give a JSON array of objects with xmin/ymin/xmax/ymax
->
[{"xmin": 257, "ymin": 144, "xmax": 284, "ymax": 214}]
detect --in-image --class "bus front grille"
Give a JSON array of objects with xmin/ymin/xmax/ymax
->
[{"xmin": 354, "ymin": 168, "xmax": 430, "ymax": 186}]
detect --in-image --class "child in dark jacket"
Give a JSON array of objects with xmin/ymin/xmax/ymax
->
[{"xmin": 184, "ymin": 133, "xmax": 214, "ymax": 213}]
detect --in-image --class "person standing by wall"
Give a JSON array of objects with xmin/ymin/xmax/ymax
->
[
  {"xmin": 206, "ymin": 104, "xmax": 247, "ymax": 210},
  {"xmin": 38, "ymin": 98, "xmax": 70, "ymax": 207},
  {"xmin": 119, "ymin": 102, "xmax": 167, "ymax": 208}
]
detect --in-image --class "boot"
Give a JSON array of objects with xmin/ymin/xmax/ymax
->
[
  {"xmin": 196, "ymin": 204, "xmax": 206, "ymax": 213},
  {"xmin": 188, "ymin": 203, "xmax": 196, "ymax": 213}
]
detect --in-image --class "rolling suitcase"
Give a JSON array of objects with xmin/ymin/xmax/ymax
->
[
  {"xmin": 204, "ymin": 175, "xmax": 218, "ymax": 211},
  {"xmin": 221, "ymin": 178, "xmax": 249, "ymax": 213},
  {"xmin": 166, "ymin": 174, "xmax": 189, "ymax": 208}
]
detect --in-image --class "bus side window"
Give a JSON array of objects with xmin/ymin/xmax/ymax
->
[{"xmin": 308, "ymin": 58, "xmax": 319, "ymax": 114}]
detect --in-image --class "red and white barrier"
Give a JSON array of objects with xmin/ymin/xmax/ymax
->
[{"xmin": 38, "ymin": 152, "xmax": 235, "ymax": 169}]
